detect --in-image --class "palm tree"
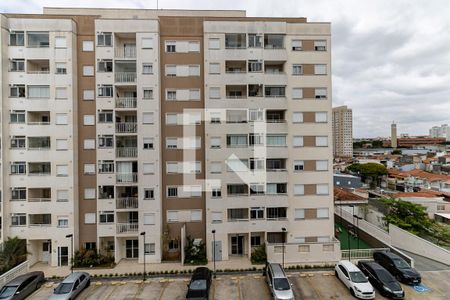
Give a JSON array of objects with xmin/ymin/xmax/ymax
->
[{"xmin": 0, "ymin": 237, "xmax": 28, "ymax": 274}]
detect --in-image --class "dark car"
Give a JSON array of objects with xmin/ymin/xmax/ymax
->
[
  {"xmin": 185, "ymin": 267, "xmax": 212, "ymax": 300},
  {"xmin": 0, "ymin": 271, "xmax": 45, "ymax": 300},
  {"xmin": 358, "ymin": 261, "xmax": 404, "ymax": 299},
  {"xmin": 373, "ymin": 251, "xmax": 421, "ymax": 285}
]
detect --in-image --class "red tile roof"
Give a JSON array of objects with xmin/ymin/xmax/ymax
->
[
  {"xmin": 334, "ymin": 187, "xmax": 366, "ymax": 201},
  {"xmin": 388, "ymin": 169, "xmax": 450, "ymax": 182},
  {"xmin": 394, "ymin": 189, "xmax": 450, "ymax": 198}
]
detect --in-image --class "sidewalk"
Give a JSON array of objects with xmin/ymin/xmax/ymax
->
[{"xmin": 29, "ymin": 256, "xmax": 259, "ymax": 278}]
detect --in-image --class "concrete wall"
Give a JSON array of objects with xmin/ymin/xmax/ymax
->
[{"xmin": 266, "ymin": 240, "xmax": 340, "ymax": 265}]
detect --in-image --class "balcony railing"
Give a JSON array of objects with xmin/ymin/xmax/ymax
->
[
  {"xmin": 116, "ymin": 147, "xmax": 137, "ymax": 158},
  {"xmin": 116, "ymin": 223, "xmax": 138, "ymax": 234},
  {"xmin": 115, "ymin": 72, "xmax": 137, "ymax": 83},
  {"xmin": 27, "ymin": 122, "xmax": 50, "ymax": 125},
  {"xmin": 115, "ymin": 46, "xmax": 137, "ymax": 59},
  {"xmin": 115, "ymin": 97, "xmax": 137, "ymax": 108},
  {"xmin": 28, "ymin": 198, "xmax": 51, "ymax": 202},
  {"xmin": 116, "ymin": 197, "xmax": 138, "ymax": 209},
  {"xmin": 116, "ymin": 172, "xmax": 138, "ymax": 183},
  {"xmin": 115, "ymin": 122, "xmax": 137, "ymax": 133},
  {"xmin": 27, "ymin": 71, "xmax": 50, "ymax": 74}
]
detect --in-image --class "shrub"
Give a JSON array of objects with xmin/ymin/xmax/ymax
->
[
  {"xmin": 250, "ymin": 243, "xmax": 267, "ymax": 264},
  {"xmin": 184, "ymin": 236, "xmax": 207, "ymax": 265},
  {"xmin": 73, "ymin": 248, "xmax": 115, "ymax": 268}
]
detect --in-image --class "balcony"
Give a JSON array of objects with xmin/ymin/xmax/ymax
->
[
  {"xmin": 225, "ymin": 60, "xmax": 246, "ymax": 73},
  {"xmin": 115, "ymin": 72, "xmax": 137, "ymax": 83},
  {"xmin": 116, "ymin": 147, "xmax": 137, "ymax": 158},
  {"xmin": 116, "ymin": 173, "xmax": 138, "ymax": 183},
  {"xmin": 265, "ymin": 86, "xmax": 286, "ymax": 98},
  {"xmin": 27, "ymin": 111, "xmax": 50, "ymax": 125},
  {"xmin": 227, "ymin": 208, "xmax": 249, "ymax": 222},
  {"xmin": 266, "ymin": 159, "xmax": 287, "ymax": 172},
  {"xmin": 99, "ymin": 186, "xmax": 115, "ymax": 199},
  {"xmin": 28, "ymin": 162, "xmax": 51, "ymax": 176},
  {"xmin": 115, "ymin": 97, "xmax": 137, "ymax": 109},
  {"xmin": 116, "ymin": 197, "xmax": 138, "ymax": 209},
  {"xmin": 266, "ymin": 110, "xmax": 286, "ymax": 123},
  {"xmin": 264, "ymin": 34, "xmax": 284, "ymax": 49},
  {"xmin": 115, "ymin": 45, "xmax": 136, "ymax": 59},
  {"xmin": 226, "ymin": 85, "xmax": 247, "ymax": 99},
  {"xmin": 27, "ymin": 32, "xmax": 49, "ymax": 48},
  {"xmin": 28, "ymin": 188, "xmax": 51, "ymax": 202},
  {"xmin": 27, "ymin": 59, "xmax": 49, "ymax": 74},
  {"xmin": 225, "ymin": 33, "xmax": 246, "ymax": 49},
  {"xmin": 116, "ymin": 223, "xmax": 138, "ymax": 234},
  {"xmin": 29, "ymin": 214, "xmax": 51, "ymax": 227},
  {"xmin": 28, "ymin": 137, "xmax": 50, "ymax": 150},
  {"xmin": 115, "ymin": 122, "xmax": 137, "ymax": 133},
  {"xmin": 265, "ymin": 61, "xmax": 285, "ymax": 74}
]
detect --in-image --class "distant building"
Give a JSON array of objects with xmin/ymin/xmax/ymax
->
[
  {"xmin": 383, "ymin": 137, "xmax": 446, "ymax": 148},
  {"xmin": 429, "ymin": 124, "xmax": 450, "ymax": 141},
  {"xmin": 334, "ymin": 173, "xmax": 363, "ymax": 189},
  {"xmin": 332, "ymin": 106, "xmax": 353, "ymax": 157},
  {"xmin": 391, "ymin": 122, "xmax": 398, "ymax": 148}
]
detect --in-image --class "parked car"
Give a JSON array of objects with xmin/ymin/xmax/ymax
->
[
  {"xmin": 373, "ymin": 251, "xmax": 421, "ymax": 285},
  {"xmin": 264, "ymin": 262, "xmax": 295, "ymax": 300},
  {"xmin": 185, "ymin": 267, "xmax": 212, "ymax": 300},
  {"xmin": 358, "ymin": 260, "xmax": 404, "ymax": 299},
  {"xmin": 334, "ymin": 260, "xmax": 375, "ymax": 299},
  {"xmin": 0, "ymin": 271, "xmax": 44, "ymax": 300},
  {"xmin": 49, "ymin": 272, "xmax": 90, "ymax": 300}
]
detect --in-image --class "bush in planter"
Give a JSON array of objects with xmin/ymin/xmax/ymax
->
[
  {"xmin": 73, "ymin": 248, "xmax": 115, "ymax": 268},
  {"xmin": 184, "ymin": 236, "xmax": 207, "ymax": 265},
  {"xmin": 250, "ymin": 243, "xmax": 267, "ymax": 264}
]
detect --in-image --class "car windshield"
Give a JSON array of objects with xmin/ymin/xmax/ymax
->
[
  {"xmin": 274, "ymin": 278, "xmax": 290, "ymax": 291},
  {"xmin": 0, "ymin": 286, "xmax": 18, "ymax": 298},
  {"xmin": 54, "ymin": 282, "xmax": 73, "ymax": 294},
  {"xmin": 350, "ymin": 271, "xmax": 368, "ymax": 283},
  {"xmin": 189, "ymin": 279, "xmax": 207, "ymax": 291},
  {"xmin": 393, "ymin": 259, "xmax": 410, "ymax": 269}
]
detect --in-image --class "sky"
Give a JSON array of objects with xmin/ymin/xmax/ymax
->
[{"xmin": 2, "ymin": 0, "xmax": 450, "ymax": 138}]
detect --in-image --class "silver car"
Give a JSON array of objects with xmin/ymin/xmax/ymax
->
[
  {"xmin": 264, "ymin": 262, "xmax": 295, "ymax": 300},
  {"xmin": 0, "ymin": 271, "xmax": 44, "ymax": 300},
  {"xmin": 49, "ymin": 272, "xmax": 90, "ymax": 300}
]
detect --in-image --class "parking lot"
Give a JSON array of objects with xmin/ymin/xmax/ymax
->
[{"xmin": 29, "ymin": 270, "xmax": 450, "ymax": 299}]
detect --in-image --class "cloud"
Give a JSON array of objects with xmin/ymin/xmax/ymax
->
[{"xmin": 2, "ymin": 0, "xmax": 449, "ymax": 137}]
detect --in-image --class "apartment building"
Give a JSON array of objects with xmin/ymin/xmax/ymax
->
[
  {"xmin": 332, "ymin": 105, "xmax": 353, "ymax": 158},
  {"xmin": 0, "ymin": 7, "xmax": 339, "ymax": 267}
]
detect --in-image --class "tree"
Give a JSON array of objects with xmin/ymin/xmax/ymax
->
[
  {"xmin": 251, "ymin": 243, "xmax": 267, "ymax": 264},
  {"xmin": 346, "ymin": 163, "xmax": 387, "ymax": 187},
  {"xmin": 184, "ymin": 236, "xmax": 207, "ymax": 265},
  {"xmin": 0, "ymin": 237, "xmax": 28, "ymax": 274},
  {"xmin": 391, "ymin": 149, "xmax": 402, "ymax": 155}
]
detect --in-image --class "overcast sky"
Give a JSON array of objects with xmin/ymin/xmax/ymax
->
[{"xmin": 2, "ymin": 0, "xmax": 450, "ymax": 138}]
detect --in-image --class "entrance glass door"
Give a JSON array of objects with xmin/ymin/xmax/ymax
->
[
  {"xmin": 126, "ymin": 239, "xmax": 139, "ymax": 258},
  {"xmin": 58, "ymin": 246, "xmax": 68, "ymax": 266},
  {"xmin": 231, "ymin": 235, "xmax": 244, "ymax": 255}
]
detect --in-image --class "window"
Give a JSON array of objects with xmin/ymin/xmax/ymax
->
[
  {"xmin": 250, "ymin": 207, "xmax": 264, "ymax": 219},
  {"xmin": 28, "ymin": 85, "xmax": 50, "ymax": 98},
  {"xmin": 143, "ymin": 163, "xmax": 155, "ymax": 174},
  {"xmin": 85, "ymin": 242, "xmax": 97, "ymax": 250},
  {"xmin": 98, "ymin": 135, "xmax": 113, "ymax": 148},
  {"xmin": 266, "ymin": 183, "xmax": 287, "ymax": 195},
  {"xmin": 168, "ymin": 239, "xmax": 179, "ymax": 250},
  {"xmin": 191, "ymin": 210, "xmax": 202, "ymax": 222},
  {"xmin": 57, "ymin": 217, "xmax": 69, "ymax": 228},
  {"xmin": 98, "ymin": 85, "xmax": 113, "ymax": 97},
  {"xmin": 314, "ymin": 64, "xmax": 327, "ymax": 75},
  {"xmin": 293, "ymin": 64, "xmax": 303, "ymax": 75},
  {"xmin": 249, "ymin": 109, "xmax": 264, "ymax": 122},
  {"xmin": 167, "ymin": 211, "xmax": 178, "ymax": 222},
  {"xmin": 11, "ymin": 214, "xmax": 27, "ymax": 226},
  {"xmin": 227, "ymin": 135, "xmax": 248, "ymax": 147},
  {"xmin": 144, "ymin": 243, "xmax": 156, "ymax": 255},
  {"xmin": 208, "ymin": 38, "xmax": 220, "ymax": 49},
  {"xmin": 56, "ymin": 165, "xmax": 68, "ymax": 177},
  {"xmin": 10, "ymin": 59, "xmax": 25, "ymax": 71},
  {"xmin": 210, "ymin": 112, "xmax": 221, "ymax": 124},
  {"xmin": 10, "ymin": 85, "xmax": 25, "ymax": 97},
  {"xmin": 314, "ymin": 40, "xmax": 327, "ymax": 51},
  {"xmin": 316, "ymin": 136, "xmax": 328, "ymax": 147},
  {"xmin": 166, "ymin": 138, "xmax": 177, "ymax": 149},
  {"xmin": 323, "ymin": 244, "xmax": 334, "ymax": 252},
  {"xmin": 251, "ymin": 236, "xmax": 262, "ymax": 247},
  {"xmin": 143, "ymin": 138, "xmax": 154, "ymax": 149},
  {"xmin": 211, "ymin": 212, "xmax": 223, "ymax": 223},
  {"xmin": 248, "ymin": 60, "xmax": 263, "ymax": 72},
  {"xmin": 209, "ymin": 87, "xmax": 220, "ymax": 99},
  {"xmin": 27, "ymin": 32, "xmax": 49, "ymax": 47},
  {"xmin": 166, "ymin": 90, "xmax": 177, "ymax": 101},
  {"xmin": 189, "ymin": 65, "xmax": 199, "ymax": 76},
  {"xmin": 11, "ymin": 187, "xmax": 26, "ymax": 201},
  {"xmin": 292, "ymin": 88, "xmax": 303, "ymax": 99},
  {"xmin": 210, "ymin": 162, "xmax": 222, "ymax": 174},
  {"xmin": 56, "ymin": 139, "xmax": 68, "ymax": 150},
  {"xmin": 55, "ymin": 87, "xmax": 67, "ymax": 99},
  {"xmin": 225, "ymin": 33, "xmax": 246, "ymax": 48},
  {"xmin": 249, "ymin": 158, "xmax": 264, "ymax": 171},
  {"xmin": 55, "ymin": 36, "xmax": 66, "ymax": 48},
  {"xmin": 143, "ymin": 112, "xmax": 154, "ymax": 124},
  {"xmin": 209, "ymin": 63, "xmax": 220, "ymax": 74},
  {"xmin": 10, "ymin": 31, "xmax": 24, "ymax": 46},
  {"xmin": 315, "ymin": 88, "xmax": 327, "ymax": 99},
  {"xmin": 98, "ymin": 160, "xmax": 114, "ymax": 173},
  {"xmin": 266, "ymin": 207, "xmax": 287, "ymax": 219},
  {"xmin": 144, "ymin": 189, "xmax": 154, "ymax": 200},
  {"xmin": 142, "ymin": 37, "xmax": 153, "ymax": 49},
  {"xmin": 167, "ymin": 187, "xmax": 178, "ymax": 197},
  {"xmin": 316, "ymin": 160, "xmax": 328, "ymax": 171},
  {"xmin": 98, "ymin": 111, "xmax": 113, "ymax": 123},
  {"xmin": 57, "ymin": 190, "xmax": 69, "ymax": 202},
  {"xmin": 11, "ymin": 161, "xmax": 26, "ymax": 174},
  {"xmin": 84, "ymin": 164, "xmax": 96, "ymax": 175},
  {"xmin": 166, "ymin": 41, "xmax": 176, "ymax": 52},
  {"xmin": 165, "ymin": 65, "xmax": 176, "ymax": 76},
  {"xmin": 82, "ymin": 40, "xmax": 94, "ymax": 51},
  {"xmin": 266, "ymin": 135, "xmax": 286, "ymax": 146},
  {"xmin": 210, "ymin": 137, "xmax": 221, "ymax": 149},
  {"xmin": 316, "ymin": 184, "xmax": 329, "ymax": 195},
  {"xmin": 84, "ymin": 139, "xmax": 95, "ymax": 149},
  {"xmin": 143, "ymin": 88, "xmax": 153, "ymax": 99},
  {"xmin": 294, "ymin": 184, "xmax": 305, "ymax": 195},
  {"xmin": 188, "ymin": 41, "xmax": 200, "ymax": 52},
  {"xmin": 83, "ymin": 90, "xmax": 95, "ymax": 100},
  {"xmin": 248, "ymin": 34, "xmax": 262, "ymax": 48},
  {"xmin": 84, "ymin": 115, "xmax": 95, "ymax": 125},
  {"xmin": 166, "ymin": 113, "xmax": 177, "ymax": 125},
  {"xmin": 97, "ymin": 32, "xmax": 112, "ymax": 46},
  {"xmin": 84, "ymin": 213, "xmax": 96, "ymax": 224},
  {"xmin": 83, "ymin": 65, "xmax": 94, "ymax": 76},
  {"xmin": 142, "ymin": 63, "xmax": 153, "ymax": 74},
  {"xmin": 190, "ymin": 89, "xmax": 200, "ymax": 100},
  {"xmin": 84, "ymin": 188, "xmax": 96, "ymax": 200},
  {"xmin": 98, "ymin": 60, "xmax": 113, "ymax": 72},
  {"xmin": 264, "ymin": 34, "xmax": 284, "ymax": 49},
  {"xmin": 11, "ymin": 136, "xmax": 26, "ymax": 149},
  {"xmin": 317, "ymin": 208, "xmax": 329, "ymax": 219},
  {"xmin": 212, "ymin": 188, "xmax": 222, "ymax": 198},
  {"xmin": 293, "ymin": 160, "xmax": 304, "ymax": 171},
  {"xmin": 315, "ymin": 112, "xmax": 328, "ymax": 123},
  {"xmin": 10, "ymin": 111, "xmax": 25, "ymax": 123},
  {"xmin": 295, "ymin": 209, "xmax": 305, "ymax": 220},
  {"xmin": 144, "ymin": 213, "xmax": 155, "ymax": 225},
  {"xmin": 292, "ymin": 39, "xmax": 302, "ymax": 51}
]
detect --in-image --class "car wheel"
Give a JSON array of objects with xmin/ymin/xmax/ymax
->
[
  {"xmin": 335, "ymin": 270, "xmax": 338, "ymax": 277},
  {"xmin": 87, "ymin": 279, "xmax": 91, "ymax": 287},
  {"xmin": 350, "ymin": 288, "xmax": 356, "ymax": 298}
]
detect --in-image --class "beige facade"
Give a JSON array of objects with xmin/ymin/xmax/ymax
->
[
  {"xmin": 332, "ymin": 105, "xmax": 353, "ymax": 157},
  {"xmin": 0, "ymin": 8, "xmax": 339, "ymax": 267}
]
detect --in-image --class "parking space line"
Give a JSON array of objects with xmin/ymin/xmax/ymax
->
[
  {"xmin": 306, "ymin": 277, "xmax": 323, "ymax": 300},
  {"xmin": 237, "ymin": 278, "xmax": 242, "ymax": 300},
  {"xmin": 132, "ymin": 282, "xmax": 144, "ymax": 300},
  {"xmin": 104, "ymin": 285, "xmax": 118, "ymax": 300},
  {"xmin": 157, "ymin": 282, "xmax": 168, "ymax": 300}
]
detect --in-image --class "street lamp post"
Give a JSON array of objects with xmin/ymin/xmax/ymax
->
[
  {"xmin": 281, "ymin": 228, "xmax": 287, "ymax": 268},
  {"xmin": 212, "ymin": 230, "xmax": 216, "ymax": 278},
  {"xmin": 65, "ymin": 234, "xmax": 73, "ymax": 273},
  {"xmin": 140, "ymin": 232, "xmax": 146, "ymax": 281}
]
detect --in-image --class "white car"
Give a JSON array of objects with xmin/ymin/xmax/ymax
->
[{"xmin": 335, "ymin": 260, "xmax": 375, "ymax": 299}]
